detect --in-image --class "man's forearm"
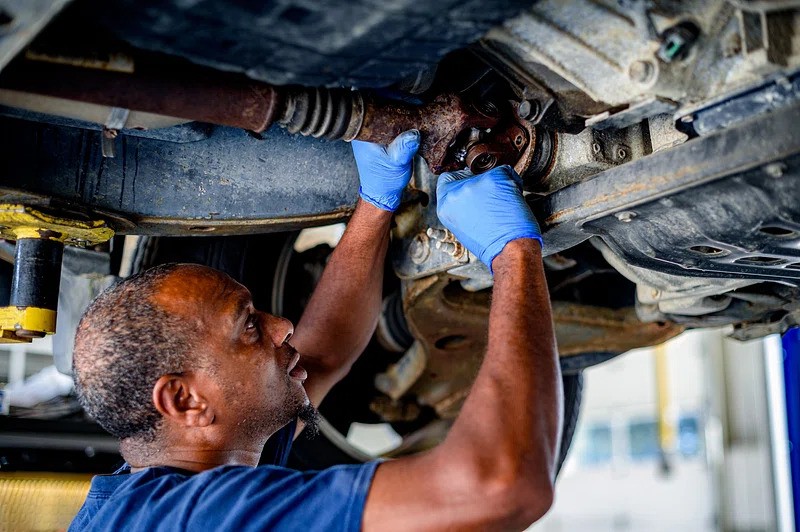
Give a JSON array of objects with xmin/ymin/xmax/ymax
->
[
  {"xmin": 439, "ymin": 239, "xmax": 563, "ymax": 495},
  {"xmin": 291, "ymin": 199, "xmax": 392, "ymax": 402},
  {"xmin": 364, "ymin": 239, "xmax": 563, "ymax": 530}
]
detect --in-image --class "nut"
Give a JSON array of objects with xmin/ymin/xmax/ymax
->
[
  {"xmin": 517, "ymin": 100, "xmax": 540, "ymax": 121},
  {"xmin": 435, "ymin": 241, "xmax": 456, "ymax": 254},
  {"xmin": 409, "ymin": 233, "xmax": 431, "ymax": 264},
  {"xmin": 435, "ymin": 240, "xmax": 466, "ymax": 260},
  {"xmin": 764, "ymin": 162, "xmax": 787, "ymax": 178},
  {"xmin": 426, "ymin": 227, "xmax": 450, "ymax": 241},
  {"xmin": 629, "ymin": 60, "xmax": 656, "ymax": 85},
  {"xmin": 615, "ymin": 211, "xmax": 637, "ymax": 223}
]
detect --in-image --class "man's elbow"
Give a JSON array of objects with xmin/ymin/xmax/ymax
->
[
  {"xmin": 467, "ymin": 471, "xmax": 554, "ymax": 530},
  {"xmin": 484, "ymin": 479, "xmax": 555, "ymax": 530},
  {"xmin": 515, "ymin": 480, "xmax": 555, "ymax": 528},
  {"xmin": 428, "ymin": 450, "xmax": 556, "ymax": 529}
]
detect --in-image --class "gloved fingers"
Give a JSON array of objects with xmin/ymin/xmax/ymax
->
[
  {"xmin": 350, "ymin": 140, "xmax": 388, "ymax": 168},
  {"xmin": 439, "ymin": 166, "xmax": 520, "ymax": 186},
  {"xmin": 386, "ymin": 129, "xmax": 421, "ymax": 165},
  {"xmin": 488, "ymin": 165, "xmax": 524, "ymax": 190},
  {"xmin": 436, "ymin": 169, "xmax": 472, "ymax": 206},
  {"xmin": 502, "ymin": 165, "xmax": 524, "ymax": 189},
  {"xmin": 351, "ymin": 139, "xmax": 389, "ymax": 160},
  {"xmin": 437, "ymin": 169, "xmax": 474, "ymax": 196},
  {"xmin": 440, "ymin": 168, "xmax": 473, "ymax": 182}
]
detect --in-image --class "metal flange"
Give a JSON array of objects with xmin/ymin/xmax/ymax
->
[
  {"xmin": 0, "ymin": 204, "xmax": 114, "ymax": 245},
  {"xmin": 0, "ymin": 307, "xmax": 56, "ymax": 343}
]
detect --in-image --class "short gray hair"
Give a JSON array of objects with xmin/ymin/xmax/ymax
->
[{"xmin": 73, "ymin": 263, "xmax": 193, "ymax": 442}]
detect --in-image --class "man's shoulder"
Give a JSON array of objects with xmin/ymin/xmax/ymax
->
[
  {"xmin": 72, "ymin": 462, "xmax": 381, "ymax": 532},
  {"xmin": 71, "ymin": 465, "xmax": 290, "ymax": 530}
]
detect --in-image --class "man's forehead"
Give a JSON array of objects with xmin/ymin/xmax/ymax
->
[{"xmin": 151, "ymin": 265, "xmax": 249, "ymax": 316}]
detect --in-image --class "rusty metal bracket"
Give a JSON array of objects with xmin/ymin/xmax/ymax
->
[{"xmin": 400, "ymin": 274, "xmax": 683, "ymax": 419}]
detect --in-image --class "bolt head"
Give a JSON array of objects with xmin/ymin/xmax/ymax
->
[
  {"xmin": 518, "ymin": 100, "xmax": 532, "ymax": 119},
  {"xmin": 765, "ymin": 162, "xmax": 787, "ymax": 178},
  {"xmin": 517, "ymin": 100, "xmax": 540, "ymax": 121},
  {"xmin": 409, "ymin": 233, "xmax": 430, "ymax": 264},
  {"xmin": 629, "ymin": 60, "xmax": 656, "ymax": 85},
  {"xmin": 615, "ymin": 211, "xmax": 637, "ymax": 222}
]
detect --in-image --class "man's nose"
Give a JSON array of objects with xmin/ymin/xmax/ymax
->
[{"xmin": 263, "ymin": 313, "xmax": 294, "ymax": 347}]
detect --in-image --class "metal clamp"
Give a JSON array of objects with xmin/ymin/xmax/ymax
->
[{"xmin": 102, "ymin": 107, "xmax": 130, "ymax": 158}]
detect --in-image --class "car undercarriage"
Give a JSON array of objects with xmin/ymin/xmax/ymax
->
[{"xmin": 0, "ymin": 0, "xmax": 798, "ymax": 469}]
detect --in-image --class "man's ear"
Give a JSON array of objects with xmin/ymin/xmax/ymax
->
[{"xmin": 152, "ymin": 374, "xmax": 215, "ymax": 428}]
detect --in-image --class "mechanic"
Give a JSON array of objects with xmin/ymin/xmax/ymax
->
[{"xmin": 69, "ymin": 130, "xmax": 563, "ymax": 531}]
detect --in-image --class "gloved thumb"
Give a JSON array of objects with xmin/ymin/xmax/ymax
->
[
  {"xmin": 386, "ymin": 129, "xmax": 420, "ymax": 165},
  {"xmin": 495, "ymin": 165, "xmax": 524, "ymax": 190},
  {"xmin": 438, "ymin": 168, "xmax": 473, "ymax": 185},
  {"xmin": 437, "ymin": 168, "xmax": 473, "ymax": 207}
]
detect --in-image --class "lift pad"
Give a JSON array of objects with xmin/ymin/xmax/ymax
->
[{"xmin": 0, "ymin": 204, "xmax": 113, "ymax": 343}]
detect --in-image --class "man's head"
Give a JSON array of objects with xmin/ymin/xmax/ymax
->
[{"xmin": 73, "ymin": 263, "xmax": 315, "ymax": 464}]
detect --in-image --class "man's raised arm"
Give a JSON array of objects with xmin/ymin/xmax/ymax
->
[
  {"xmin": 363, "ymin": 166, "xmax": 563, "ymax": 531},
  {"xmin": 290, "ymin": 131, "xmax": 420, "ymax": 407}
]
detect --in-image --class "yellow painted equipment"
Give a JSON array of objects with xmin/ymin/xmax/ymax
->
[
  {"xmin": 0, "ymin": 472, "xmax": 92, "ymax": 530},
  {"xmin": 0, "ymin": 204, "xmax": 114, "ymax": 245},
  {"xmin": 0, "ymin": 204, "xmax": 113, "ymax": 343}
]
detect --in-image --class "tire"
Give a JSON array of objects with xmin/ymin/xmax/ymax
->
[
  {"xmin": 557, "ymin": 372, "xmax": 583, "ymax": 475},
  {"xmin": 138, "ymin": 233, "xmax": 294, "ymax": 313}
]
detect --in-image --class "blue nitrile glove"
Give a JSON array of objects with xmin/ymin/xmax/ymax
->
[
  {"xmin": 436, "ymin": 165, "xmax": 542, "ymax": 273},
  {"xmin": 352, "ymin": 130, "xmax": 420, "ymax": 212}
]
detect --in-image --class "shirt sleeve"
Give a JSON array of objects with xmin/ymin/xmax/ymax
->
[{"xmin": 185, "ymin": 462, "xmax": 380, "ymax": 532}]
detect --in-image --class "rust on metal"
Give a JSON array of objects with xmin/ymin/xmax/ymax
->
[
  {"xmin": 401, "ymin": 274, "xmax": 684, "ymax": 419},
  {"xmin": 541, "ymin": 163, "xmax": 708, "ymax": 227},
  {"xmin": 0, "ymin": 55, "xmax": 540, "ymax": 175},
  {"xmin": 551, "ymin": 301, "xmax": 683, "ymax": 356},
  {"xmin": 357, "ymin": 93, "xmax": 499, "ymax": 174},
  {"xmin": 0, "ymin": 57, "xmax": 283, "ymax": 132},
  {"xmin": 402, "ymin": 275, "xmax": 488, "ymax": 418},
  {"xmin": 124, "ymin": 207, "xmax": 355, "ymax": 236},
  {"xmin": 457, "ymin": 102, "xmax": 536, "ymax": 175}
]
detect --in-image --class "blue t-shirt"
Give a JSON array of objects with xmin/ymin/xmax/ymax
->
[{"xmin": 69, "ymin": 422, "xmax": 379, "ymax": 531}]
